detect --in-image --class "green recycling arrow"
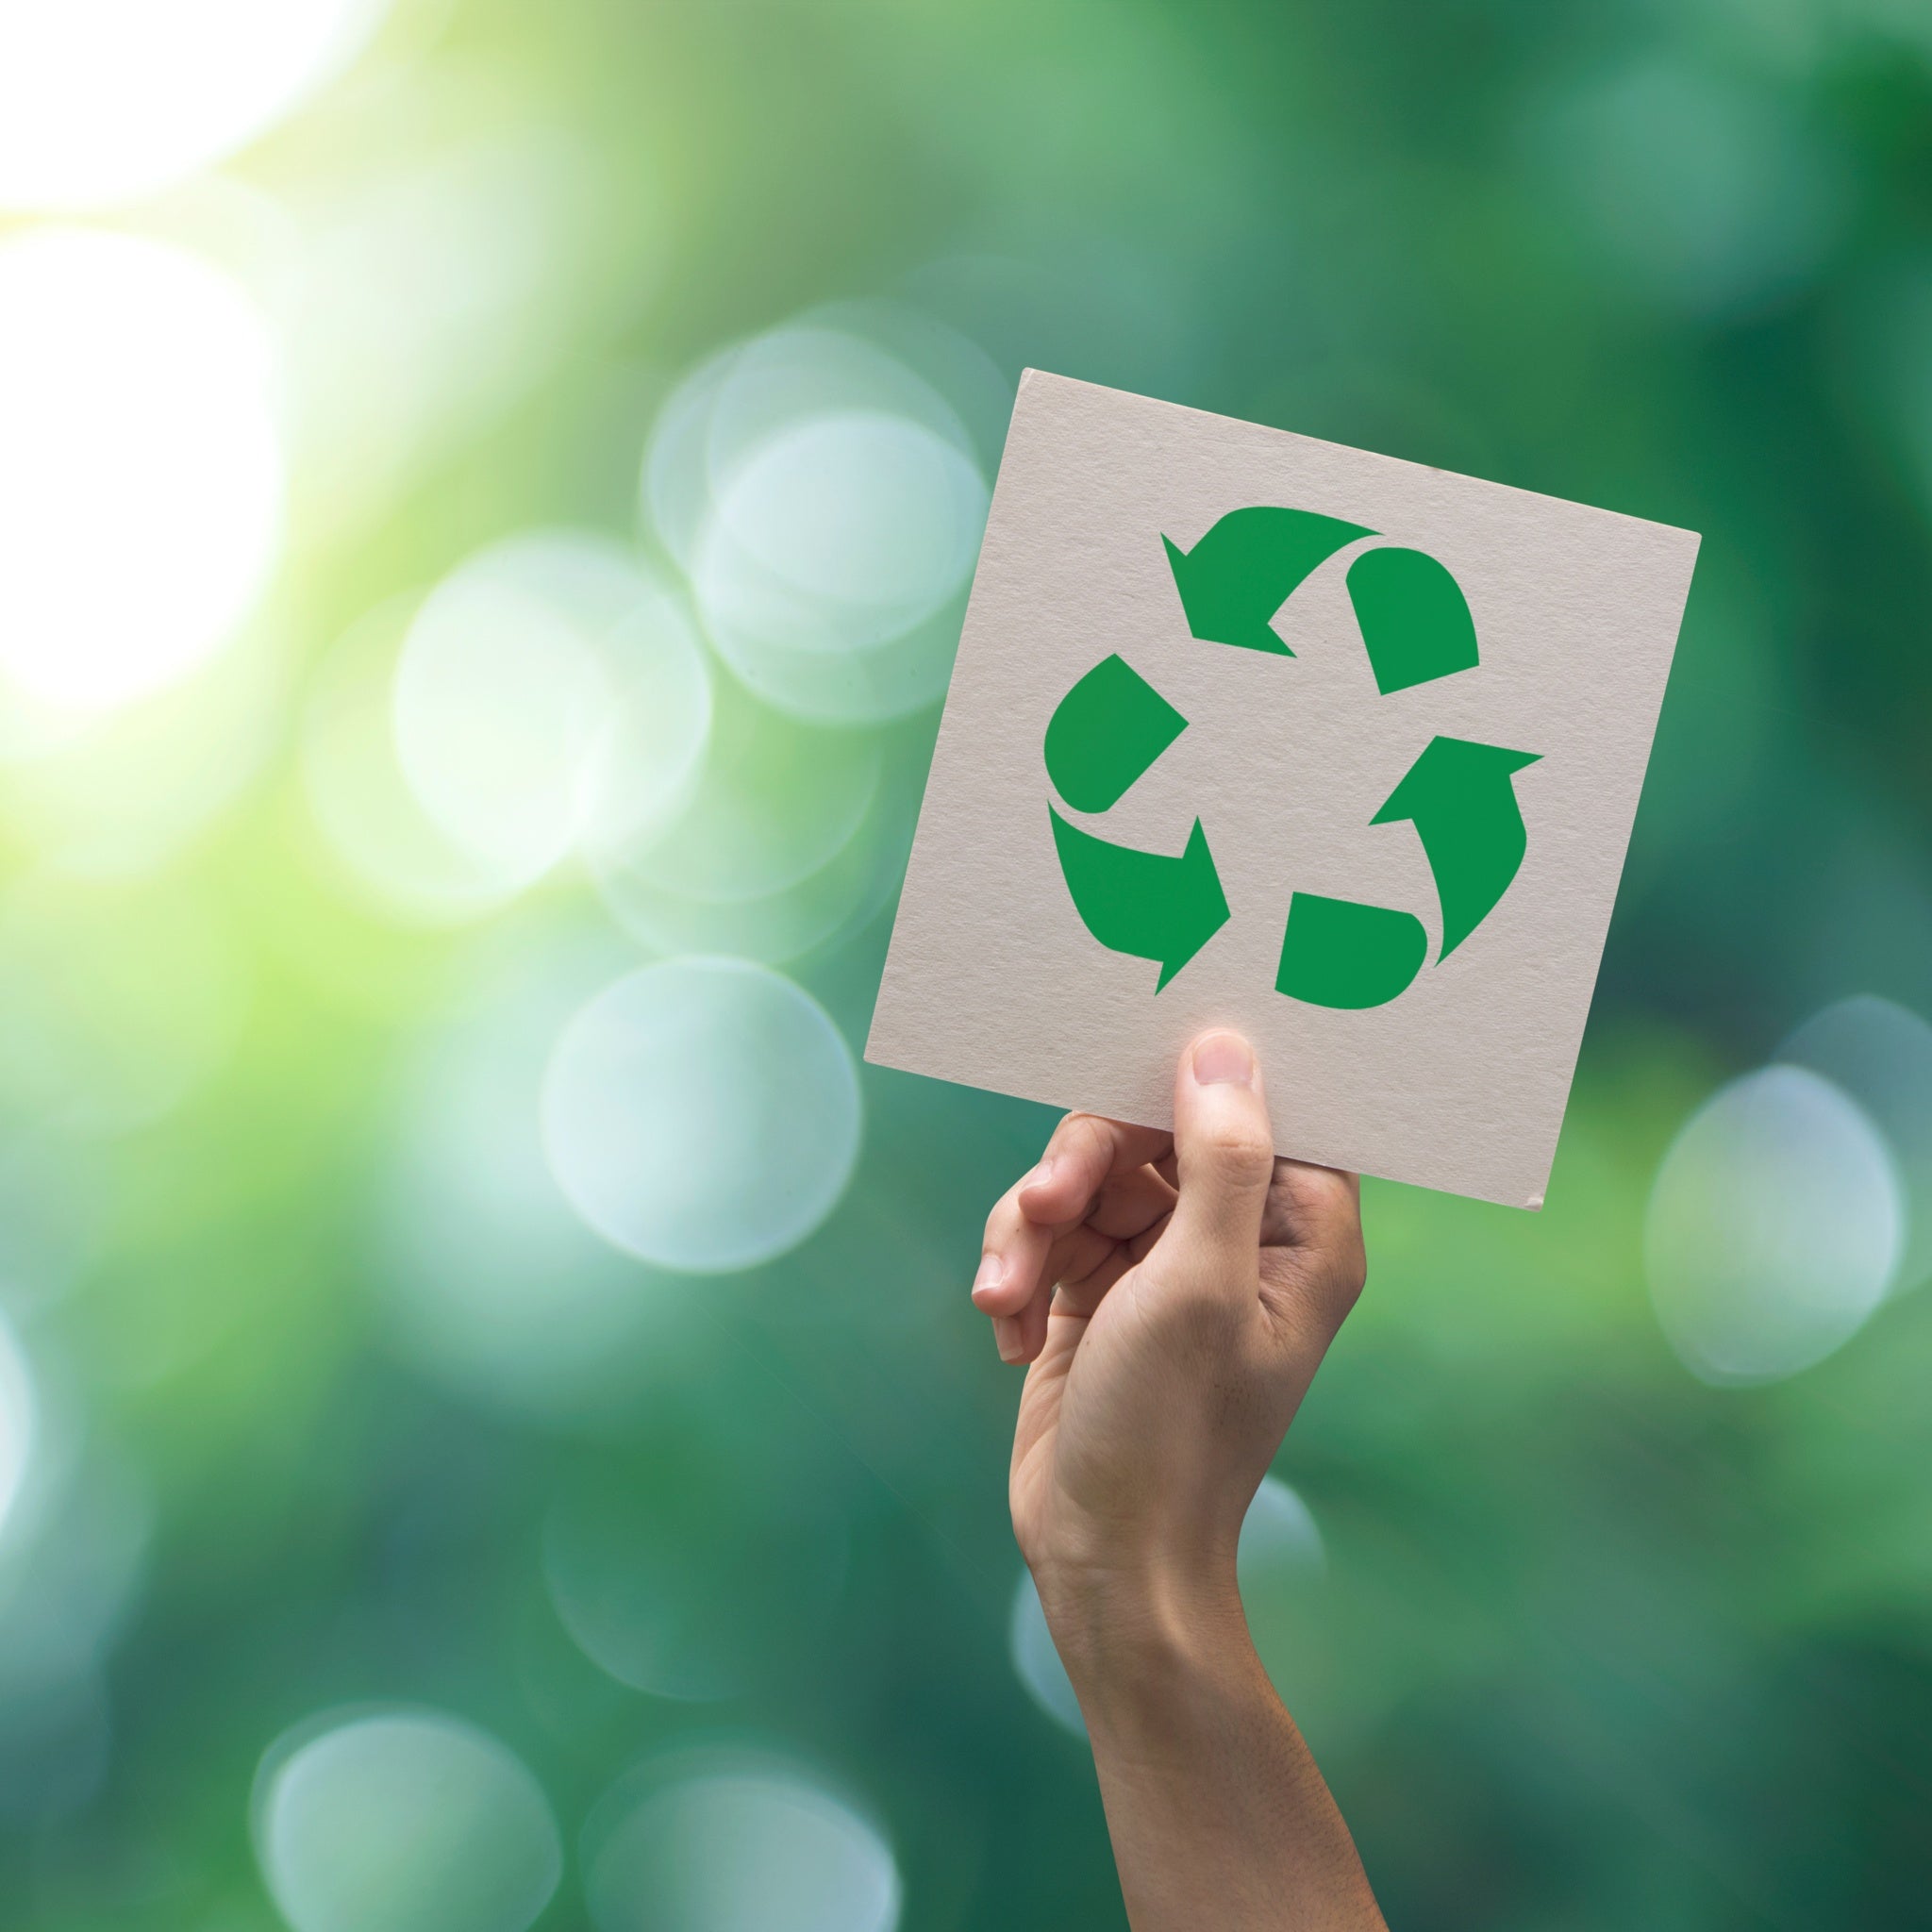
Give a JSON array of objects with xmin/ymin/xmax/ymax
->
[
  {"xmin": 1162, "ymin": 507, "xmax": 1370, "ymax": 656},
  {"xmin": 1346, "ymin": 547, "xmax": 1480, "ymax": 695},
  {"xmin": 1371, "ymin": 735, "xmax": 1541, "ymax": 958},
  {"xmin": 1044, "ymin": 510, "xmax": 1539, "ymax": 1004},
  {"xmin": 1044, "ymin": 653, "xmax": 1187, "ymax": 812},
  {"xmin": 1049, "ymin": 808, "xmax": 1228, "ymax": 991},
  {"xmin": 1276, "ymin": 893, "xmax": 1428, "ymax": 1008}
]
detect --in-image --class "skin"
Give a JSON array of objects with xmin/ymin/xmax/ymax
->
[{"xmin": 974, "ymin": 1027, "xmax": 1387, "ymax": 1931}]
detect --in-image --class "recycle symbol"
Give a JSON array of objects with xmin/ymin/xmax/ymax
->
[{"xmin": 1044, "ymin": 507, "xmax": 1540, "ymax": 1008}]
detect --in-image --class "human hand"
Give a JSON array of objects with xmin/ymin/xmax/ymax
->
[{"xmin": 972, "ymin": 1030, "xmax": 1366, "ymax": 1643}]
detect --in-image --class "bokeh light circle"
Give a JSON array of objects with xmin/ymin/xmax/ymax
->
[
  {"xmin": 394, "ymin": 531, "xmax": 711, "ymax": 889},
  {"xmin": 542, "ymin": 1460, "xmax": 848, "ymax": 1701},
  {"xmin": 541, "ymin": 959, "xmax": 861, "ymax": 1273},
  {"xmin": 0, "ymin": 0, "xmax": 391, "ymax": 211},
  {"xmin": 1238, "ymin": 1474, "xmax": 1327, "ymax": 1586},
  {"xmin": 1779, "ymin": 995, "xmax": 1932, "ymax": 1294},
  {"xmin": 380, "ymin": 925, "xmax": 695, "ymax": 1420},
  {"xmin": 1008, "ymin": 1570, "xmax": 1086, "ymax": 1738},
  {"xmin": 644, "ymin": 320, "xmax": 991, "ymax": 724},
  {"xmin": 0, "ymin": 1317, "xmax": 33, "ymax": 1543},
  {"xmin": 0, "ymin": 1434, "xmax": 151, "ymax": 1821},
  {"xmin": 699, "ymin": 410, "xmax": 986, "ymax": 645},
  {"xmin": 583, "ymin": 1751, "xmax": 900, "ymax": 1932},
  {"xmin": 1011, "ymin": 1476, "xmax": 1324, "ymax": 1738},
  {"xmin": 254, "ymin": 1707, "xmax": 560, "ymax": 1932},
  {"xmin": 587, "ymin": 686, "xmax": 901, "ymax": 964},
  {"xmin": 302, "ymin": 594, "xmax": 527, "ymax": 925},
  {"xmin": 597, "ymin": 695, "xmax": 881, "ymax": 907},
  {"xmin": 1646, "ymin": 1065, "xmax": 1903, "ymax": 1386},
  {"xmin": 0, "ymin": 228, "xmax": 284, "ymax": 714}
]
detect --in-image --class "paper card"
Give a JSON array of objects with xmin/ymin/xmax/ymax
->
[{"xmin": 865, "ymin": 371, "xmax": 1699, "ymax": 1208}]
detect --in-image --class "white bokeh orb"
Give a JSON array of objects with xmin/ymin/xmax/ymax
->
[
  {"xmin": 644, "ymin": 321, "xmax": 990, "ymax": 725},
  {"xmin": 1646, "ymin": 1065, "xmax": 1903, "ymax": 1385},
  {"xmin": 254, "ymin": 1707, "xmax": 560, "ymax": 1932},
  {"xmin": 541, "ymin": 959, "xmax": 861, "ymax": 1273},
  {"xmin": 0, "ymin": 0, "xmax": 390, "ymax": 211},
  {"xmin": 700, "ymin": 410, "xmax": 987, "ymax": 646},
  {"xmin": 583, "ymin": 1753, "xmax": 900, "ymax": 1932},
  {"xmin": 1779, "ymin": 995, "xmax": 1932, "ymax": 1294},
  {"xmin": 393, "ymin": 532, "xmax": 710, "ymax": 890},
  {"xmin": 0, "ymin": 228, "xmax": 284, "ymax": 714},
  {"xmin": 702, "ymin": 591, "xmax": 970, "ymax": 726}
]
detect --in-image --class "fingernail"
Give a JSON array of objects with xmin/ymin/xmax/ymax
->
[
  {"xmin": 970, "ymin": 1255, "xmax": 1003, "ymax": 1306},
  {"xmin": 1191, "ymin": 1031, "xmax": 1256, "ymax": 1088},
  {"xmin": 1020, "ymin": 1157, "xmax": 1059, "ymax": 1193},
  {"xmin": 992, "ymin": 1316, "xmax": 1024, "ymax": 1362}
]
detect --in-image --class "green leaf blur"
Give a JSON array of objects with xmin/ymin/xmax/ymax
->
[{"xmin": 1, "ymin": 2, "xmax": 1930, "ymax": 1929}]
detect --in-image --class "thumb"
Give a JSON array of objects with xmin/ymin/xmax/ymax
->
[{"xmin": 1167, "ymin": 1029, "xmax": 1275, "ymax": 1276}]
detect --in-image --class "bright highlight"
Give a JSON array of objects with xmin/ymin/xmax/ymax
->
[
  {"xmin": 0, "ymin": 228, "xmax": 284, "ymax": 714},
  {"xmin": 0, "ymin": 0, "xmax": 391, "ymax": 211}
]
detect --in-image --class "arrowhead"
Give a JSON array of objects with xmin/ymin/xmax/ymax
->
[
  {"xmin": 1371, "ymin": 736, "xmax": 1540, "ymax": 826},
  {"xmin": 1164, "ymin": 508, "xmax": 1374, "ymax": 658},
  {"xmin": 1163, "ymin": 535, "xmax": 1293, "ymax": 656},
  {"xmin": 1373, "ymin": 736, "xmax": 1541, "ymax": 959},
  {"xmin": 1155, "ymin": 819, "xmax": 1229, "ymax": 991}
]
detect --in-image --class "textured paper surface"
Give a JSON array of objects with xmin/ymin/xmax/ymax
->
[{"xmin": 866, "ymin": 371, "xmax": 1700, "ymax": 1208}]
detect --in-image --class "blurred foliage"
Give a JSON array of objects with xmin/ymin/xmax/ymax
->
[{"xmin": 3, "ymin": 1, "xmax": 1932, "ymax": 1929}]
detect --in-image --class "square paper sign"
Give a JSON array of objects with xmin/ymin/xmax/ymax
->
[{"xmin": 866, "ymin": 372, "xmax": 1700, "ymax": 1208}]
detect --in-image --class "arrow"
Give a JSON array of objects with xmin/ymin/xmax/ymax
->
[
  {"xmin": 1346, "ymin": 546, "xmax": 1479, "ymax": 695},
  {"xmin": 1162, "ymin": 507, "xmax": 1372, "ymax": 657},
  {"xmin": 1049, "ymin": 807, "xmax": 1229, "ymax": 991},
  {"xmin": 1275, "ymin": 892, "xmax": 1428, "ymax": 1009},
  {"xmin": 1371, "ymin": 735, "xmax": 1541, "ymax": 958},
  {"xmin": 1044, "ymin": 653, "xmax": 1189, "ymax": 813}
]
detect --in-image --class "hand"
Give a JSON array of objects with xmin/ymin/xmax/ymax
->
[{"xmin": 973, "ymin": 1030, "xmax": 1366, "ymax": 1636}]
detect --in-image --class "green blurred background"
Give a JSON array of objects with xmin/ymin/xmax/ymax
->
[{"xmin": 3, "ymin": 1, "xmax": 1932, "ymax": 1927}]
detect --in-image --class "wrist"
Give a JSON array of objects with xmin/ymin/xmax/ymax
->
[{"xmin": 1031, "ymin": 1551, "xmax": 1256, "ymax": 1730}]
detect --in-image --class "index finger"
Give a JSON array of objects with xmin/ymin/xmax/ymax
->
[
  {"xmin": 1017, "ymin": 1112, "xmax": 1174, "ymax": 1228},
  {"xmin": 971, "ymin": 1113, "xmax": 1171, "ymax": 1324}
]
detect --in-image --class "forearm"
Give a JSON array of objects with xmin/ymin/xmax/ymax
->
[{"xmin": 1041, "ymin": 1566, "xmax": 1386, "ymax": 1932}]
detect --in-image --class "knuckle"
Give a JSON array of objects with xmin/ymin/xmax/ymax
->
[
  {"xmin": 1314, "ymin": 1246, "xmax": 1368, "ymax": 1326},
  {"xmin": 1195, "ymin": 1122, "xmax": 1274, "ymax": 1187},
  {"xmin": 981, "ymin": 1190, "xmax": 1020, "ymax": 1249}
]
